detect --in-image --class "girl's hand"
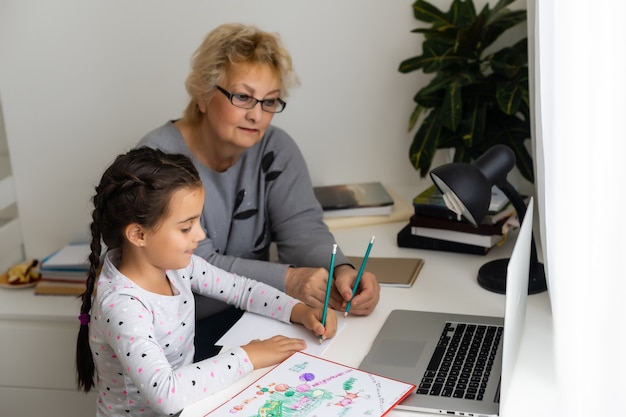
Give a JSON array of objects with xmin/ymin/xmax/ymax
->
[
  {"xmin": 290, "ymin": 303, "xmax": 338, "ymax": 342},
  {"xmin": 241, "ymin": 335, "xmax": 306, "ymax": 369}
]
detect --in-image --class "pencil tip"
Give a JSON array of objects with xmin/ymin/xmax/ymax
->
[{"xmin": 344, "ymin": 312, "xmax": 348, "ymax": 317}]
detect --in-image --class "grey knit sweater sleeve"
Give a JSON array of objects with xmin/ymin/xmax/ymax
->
[{"xmin": 137, "ymin": 122, "xmax": 350, "ymax": 316}]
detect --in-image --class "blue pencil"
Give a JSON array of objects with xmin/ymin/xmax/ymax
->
[
  {"xmin": 344, "ymin": 236, "xmax": 375, "ymax": 317},
  {"xmin": 320, "ymin": 243, "xmax": 337, "ymax": 344}
]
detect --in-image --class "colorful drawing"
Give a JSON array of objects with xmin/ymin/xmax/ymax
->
[{"xmin": 205, "ymin": 352, "xmax": 414, "ymax": 417}]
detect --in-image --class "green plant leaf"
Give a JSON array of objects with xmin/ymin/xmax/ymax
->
[
  {"xmin": 436, "ymin": 126, "xmax": 461, "ymax": 148},
  {"xmin": 452, "ymin": 146, "xmax": 474, "ymax": 163},
  {"xmin": 414, "ymin": 73, "xmax": 454, "ymax": 106},
  {"xmin": 455, "ymin": 13, "xmax": 488, "ymax": 58},
  {"xmin": 491, "ymin": 38, "xmax": 528, "ymax": 78},
  {"xmin": 412, "ymin": 0, "xmax": 450, "ymax": 26},
  {"xmin": 399, "ymin": 38, "xmax": 461, "ymax": 74},
  {"xmin": 457, "ymin": 98, "xmax": 488, "ymax": 148},
  {"xmin": 409, "ymin": 110, "xmax": 441, "ymax": 176},
  {"xmin": 402, "ymin": 0, "xmax": 532, "ymax": 182},
  {"xmin": 495, "ymin": 78, "xmax": 523, "ymax": 115},
  {"xmin": 490, "ymin": 0, "xmax": 517, "ymax": 16},
  {"xmin": 483, "ymin": 10, "xmax": 526, "ymax": 49},
  {"xmin": 441, "ymin": 73, "xmax": 479, "ymax": 131},
  {"xmin": 447, "ymin": 0, "xmax": 477, "ymax": 27},
  {"xmin": 484, "ymin": 111, "xmax": 533, "ymax": 182},
  {"xmin": 408, "ymin": 105, "xmax": 426, "ymax": 131}
]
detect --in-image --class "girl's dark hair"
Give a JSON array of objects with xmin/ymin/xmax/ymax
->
[{"xmin": 76, "ymin": 146, "xmax": 202, "ymax": 392}]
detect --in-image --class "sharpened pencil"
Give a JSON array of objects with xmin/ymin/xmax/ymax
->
[
  {"xmin": 344, "ymin": 236, "xmax": 375, "ymax": 317},
  {"xmin": 320, "ymin": 244, "xmax": 337, "ymax": 344}
]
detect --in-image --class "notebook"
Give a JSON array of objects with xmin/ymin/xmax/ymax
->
[
  {"xmin": 347, "ymin": 256, "xmax": 425, "ymax": 287},
  {"xmin": 359, "ymin": 198, "xmax": 535, "ymax": 416}
]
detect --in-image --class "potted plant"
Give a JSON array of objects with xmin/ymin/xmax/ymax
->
[{"xmin": 400, "ymin": 0, "xmax": 534, "ymax": 182}]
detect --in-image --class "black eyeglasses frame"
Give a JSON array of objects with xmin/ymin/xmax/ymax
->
[{"xmin": 215, "ymin": 86, "xmax": 287, "ymax": 114}]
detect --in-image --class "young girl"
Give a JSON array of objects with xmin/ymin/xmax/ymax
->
[{"xmin": 76, "ymin": 147, "xmax": 337, "ymax": 417}]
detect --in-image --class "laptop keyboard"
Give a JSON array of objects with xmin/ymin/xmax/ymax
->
[{"xmin": 417, "ymin": 322, "xmax": 503, "ymax": 401}]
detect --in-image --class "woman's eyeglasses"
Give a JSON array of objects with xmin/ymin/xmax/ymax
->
[{"xmin": 216, "ymin": 86, "xmax": 286, "ymax": 113}]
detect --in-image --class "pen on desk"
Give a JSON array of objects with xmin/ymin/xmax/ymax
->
[
  {"xmin": 320, "ymin": 243, "xmax": 337, "ymax": 344},
  {"xmin": 344, "ymin": 235, "xmax": 375, "ymax": 317}
]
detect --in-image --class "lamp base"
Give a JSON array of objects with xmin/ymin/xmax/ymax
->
[{"xmin": 477, "ymin": 258, "xmax": 547, "ymax": 295}]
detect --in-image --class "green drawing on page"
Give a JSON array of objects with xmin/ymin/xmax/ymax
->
[
  {"xmin": 212, "ymin": 352, "xmax": 413, "ymax": 416},
  {"xmin": 228, "ymin": 369, "xmax": 373, "ymax": 417},
  {"xmin": 289, "ymin": 361, "xmax": 309, "ymax": 372},
  {"xmin": 258, "ymin": 400, "xmax": 283, "ymax": 417}
]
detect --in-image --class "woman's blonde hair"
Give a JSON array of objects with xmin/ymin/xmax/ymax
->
[{"xmin": 183, "ymin": 23, "xmax": 299, "ymax": 125}]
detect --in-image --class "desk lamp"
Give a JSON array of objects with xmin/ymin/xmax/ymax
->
[{"xmin": 429, "ymin": 144, "xmax": 547, "ymax": 294}]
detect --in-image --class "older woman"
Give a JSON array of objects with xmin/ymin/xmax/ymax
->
[{"xmin": 138, "ymin": 23, "xmax": 379, "ymax": 359}]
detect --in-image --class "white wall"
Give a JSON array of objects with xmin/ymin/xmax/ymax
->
[{"xmin": 0, "ymin": 0, "xmax": 526, "ymax": 258}]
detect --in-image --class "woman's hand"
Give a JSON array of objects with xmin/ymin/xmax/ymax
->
[
  {"xmin": 241, "ymin": 335, "xmax": 306, "ymax": 369},
  {"xmin": 284, "ymin": 264, "xmax": 380, "ymax": 315},
  {"xmin": 289, "ymin": 303, "xmax": 338, "ymax": 342},
  {"xmin": 333, "ymin": 264, "xmax": 380, "ymax": 315}
]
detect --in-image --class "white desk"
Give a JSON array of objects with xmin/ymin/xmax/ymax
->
[
  {"xmin": 0, "ymin": 186, "xmax": 556, "ymax": 417},
  {"xmin": 181, "ymin": 219, "xmax": 557, "ymax": 417}
]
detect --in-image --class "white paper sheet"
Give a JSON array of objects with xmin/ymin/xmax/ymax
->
[{"xmin": 216, "ymin": 311, "xmax": 347, "ymax": 356}]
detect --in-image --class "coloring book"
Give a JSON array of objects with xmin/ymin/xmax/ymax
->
[{"xmin": 203, "ymin": 351, "xmax": 415, "ymax": 417}]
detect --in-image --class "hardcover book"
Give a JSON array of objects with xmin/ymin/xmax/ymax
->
[
  {"xmin": 314, "ymin": 182, "xmax": 394, "ymax": 218},
  {"xmin": 203, "ymin": 351, "xmax": 415, "ymax": 416},
  {"xmin": 40, "ymin": 242, "xmax": 91, "ymax": 272},
  {"xmin": 34, "ymin": 280, "xmax": 86, "ymax": 296},
  {"xmin": 408, "ymin": 213, "xmax": 512, "ymax": 236},
  {"xmin": 410, "ymin": 225, "xmax": 504, "ymax": 247},
  {"xmin": 412, "ymin": 184, "xmax": 522, "ymax": 225},
  {"xmin": 397, "ymin": 224, "xmax": 491, "ymax": 255}
]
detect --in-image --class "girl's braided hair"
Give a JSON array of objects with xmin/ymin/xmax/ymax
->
[{"xmin": 75, "ymin": 146, "xmax": 202, "ymax": 392}]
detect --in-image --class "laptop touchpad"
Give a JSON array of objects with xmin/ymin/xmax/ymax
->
[{"xmin": 372, "ymin": 338, "xmax": 426, "ymax": 367}]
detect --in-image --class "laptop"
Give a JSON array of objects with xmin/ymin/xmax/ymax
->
[{"xmin": 359, "ymin": 198, "xmax": 535, "ymax": 416}]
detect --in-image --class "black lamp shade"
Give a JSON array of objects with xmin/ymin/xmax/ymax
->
[
  {"xmin": 428, "ymin": 144, "xmax": 546, "ymax": 295},
  {"xmin": 430, "ymin": 145, "xmax": 516, "ymax": 226}
]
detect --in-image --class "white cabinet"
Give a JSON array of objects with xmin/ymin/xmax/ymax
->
[{"xmin": 0, "ymin": 289, "xmax": 97, "ymax": 416}]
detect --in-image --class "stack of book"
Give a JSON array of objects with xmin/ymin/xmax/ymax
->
[
  {"xmin": 35, "ymin": 243, "xmax": 91, "ymax": 295},
  {"xmin": 397, "ymin": 185, "xmax": 518, "ymax": 255}
]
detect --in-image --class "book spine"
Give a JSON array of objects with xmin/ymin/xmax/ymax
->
[
  {"xmin": 396, "ymin": 224, "xmax": 489, "ymax": 255},
  {"xmin": 40, "ymin": 276, "xmax": 88, "ymax": 283},
  {"xmin": 409, "ymin": 214, "xmax": 506, "ymax": 235}
]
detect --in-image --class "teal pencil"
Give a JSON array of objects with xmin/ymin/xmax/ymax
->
[
  {"xmin": 344, "ymin": 236, "xmax": 375, "ymax": 317},
  {"xmin": 320, "ymin": 243, "xmax": 337, "ymax": 344}
]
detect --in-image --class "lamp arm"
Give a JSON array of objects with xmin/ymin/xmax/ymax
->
[{"xmin": 496, "ymin": 181, "xmax": 540, "ymax": 269}]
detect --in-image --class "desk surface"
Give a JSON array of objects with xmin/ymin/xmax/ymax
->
[
  {"xmin": 0, "ymin": 186, "xmax": 556, "ymax": 417},
  {"xmin": 181, "ymin": 191, "xmax": 557, "ymax": 417}
]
